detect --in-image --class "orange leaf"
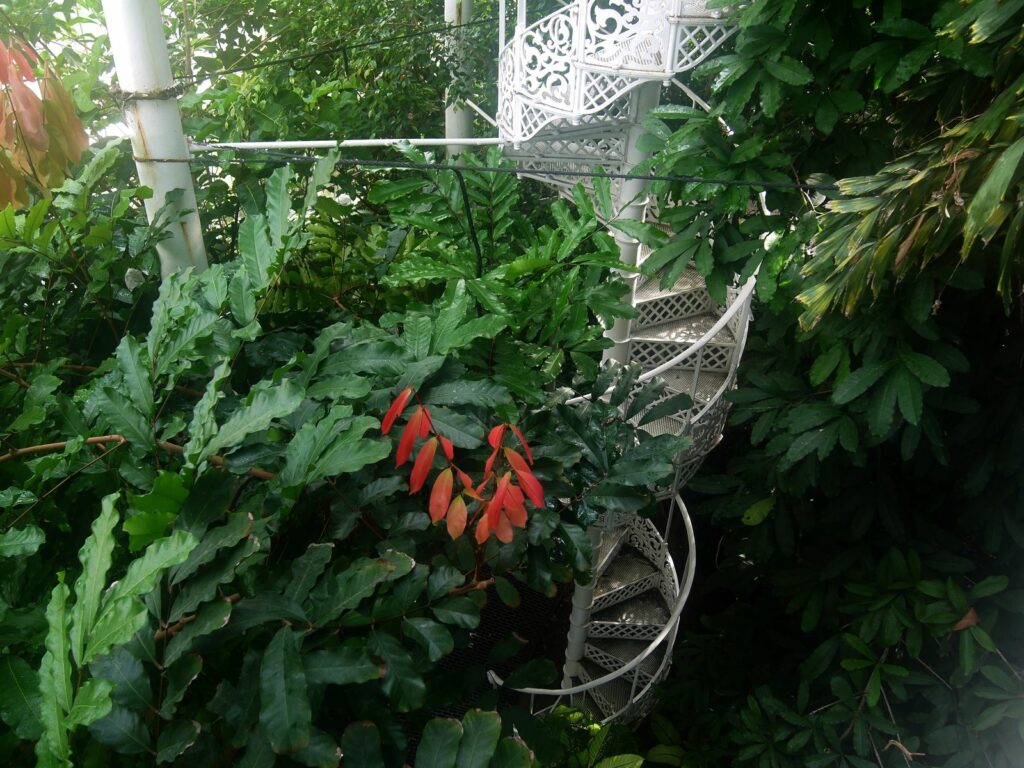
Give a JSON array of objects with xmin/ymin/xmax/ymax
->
[
  {"xmin": 484, "ymin": 447, "xmax": 498, "ymax": 478},
  {"xmin": 505, "ymin": 448, "xmax": 544, "ymax": 507},
  {"xmin": 952, "ymin": 607, "xmax": 979, "ymax": 632},
  {"xmin": 439, "ymin": 435, "xmax": 454, "ymax": 461},
  {"xmin": 419, "ymin": 407, "xmax": 432, "ymax": 438},
  {"xmin": 381, "ymin": 387, "xmax": 413, "ymax": 434},
  {"xmin": 446, "ymin": 496, "xmax": 467, "ymax": 538},
  {"xmin": 396, "ymin": 407, "xmax": 424, "ymax": 467},
  {"xmin": 9, "ymin": 74, "xmax": 48, "ymax": 150},
  {"xmin": 494, "ymin": 510, "xmax": 514, "ymax": 543},
  {"xmin": 510, "ymin": 424, "xmax": 533, "ymax": 464},
  {"xmin": 429, "ymin": 468, "xmax": 453, "ymax": 522},
  {"xmin": 474, "ymin": 514, "xmax": 491, "ymax": 544},
  {"xmin": 488, "ymin": 424, "xmax": 506, "ymax": 449},
  {"xmin": 410, "ymin": 437, "xmax": 437, "ymax": 493},
  {"xmin": 486, "ymin": 473, "xmax": 511, "ymax": 526},
  {"xmin": 504, "ymin": 485, "xmax": 528, "ymax": 528}
]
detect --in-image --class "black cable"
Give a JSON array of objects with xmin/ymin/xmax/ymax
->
[
  {"xmin": 186, "ymin": 147, "xmax": 840, "ymax": 193},
  {"xmin": 451, "ymin": 168, "xmax": 484, "ymax": 277},
  {"xmin": 176, "ymin": 18, "xmax": 494, "ymax": 82}
]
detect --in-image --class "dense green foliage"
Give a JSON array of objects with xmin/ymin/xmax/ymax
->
[
  {"xmin": 630, "ymin": 1, "xmax": 1024, "ymax": 766},
  {"xmin": 3, "ymin": 0, "xmax": 1024, "ymax": 766}
]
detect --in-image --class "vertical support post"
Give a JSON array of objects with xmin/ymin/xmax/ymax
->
[
  {"xmin": 604, "ymin": 82, "xmax": 662, "ymax": 364},
  {"xmin": 102, "ymin": 0, "xmax": 207, "ymax": 278},
  {"xmin": 445, "ymin": 0, "xmax": 474, "ymax": 158},
  {"xmin": 499, "ymin": 0, "xmax": 506, "ymax": 52}
]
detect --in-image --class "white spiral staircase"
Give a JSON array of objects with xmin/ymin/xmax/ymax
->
[{"xmin": 489, "ymin": 0, "xmax": 755, "ymax": 723}]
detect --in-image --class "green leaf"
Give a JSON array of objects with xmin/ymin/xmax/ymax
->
[
  {"xmin": 900, "ymin": 352, "xmax": 950, "ymax": 388},
  {"xmin": 83, "ymin": 597, "xmax": 148, "ymax": 665},
  {"xmin": 71, "ymin": 493, "xmax": 120, "ymax": 666},
  {"xmin": 596, "ymin": 757, "xmax": 645, "ymax": 768},
  {"xmin": 742, "ymin": 497, "xmax": 775, "ymax": 526},
  {"xmin": 765, "ymin": 56, "xmax": 813, "ymax": 85},
  {"xmin": 493, "ymin": 577, "xmax": 520, "ymax": 608},
  {"xmin": 280, "ymin": 409, "xmax": 389, "ymax": 489},
  {"xmin": 415, "ymin": 717, "xmax": 463, "ymax": 768},
  {"xmin": 164, "ymin": 598, "xmax": 232, "ymax": 666},
  {"xmin": 403, "ymin": 618, "xmax": 455, "ymax": 662},
  {"xmin": 964, "ymin": 137, "xmax": 1024, "ymax": 252},
  {"xmin": 0, "ymin": 524, "xmax": 44, "ymax": 558},
  {"xmin": 159, "ymin": 653, "xmax": 203, "ymax": 719},
  {"xmin": 832, "ymin": 363, "xmax": 890, "ymax": 404},
  {"xmin": 405, "ymin": 315, "xmax": 434, "ymax": 360},
  {"xmin": 87, "ymin": 705, "xmax": 150, "ymax": 754},
  {"xmin": 368, "ymin": 632, "xmax": 425, "ymax": 711},
  {"xmin": 809, "ymin": 346, "xmax": 842, "ymax": 386},
  {"xmin": 341, "ymin": 722, "xmax": 385, "ymax": 767},
  {"xmin": 638, "ymin": 392, "xmax": 694, "ymax": 427},
  {"xmin": 105, "ymin": 530, "xmax": 198, "ymax": 605},
  {"xmin": 285, "ymin": 543, "xmax": 335, "ymax": 605},
  {"xmin": 265, "ymin": 166, "xmax": 294, "ymax": 250},
  {"xmin": 432, "ymin": 596, "xmax": 481, "ymax": 629},
  {"xmin": 489, "ymin": 737, "xmax": 533, "ymax": 768},
  {"xmin": 260, "ymin": 627, "xmax": 311, "ymax": 754},
  {"xmin": 424, "ymin": 380, "xmax": 510, "ymax": 407},
  {"xmin": 36, "ymin": 582, "xmax": 72, "ymax": 768},
  {"xmin": 0, "ymin": 655, "xmax": 42, "ymax": 740},
  {"xmin": 96, "ymin": 387, "xmax": 154, "ymax": 450},
  {"xmin": 609, "ymin": 219, "xmax": 668, "ymax": 247},
  {"xmin": 239, "ymin": 213, "xmax": 277, "ymax": 290},
  {"xmin": 156, "ymin": 719, "xmax": 201, "ymax": 764},
  {"xmin": 201, "ymin": 380, "xmax": 303, "ymax": 462},
  {"xmin": 310, "ymin": 558, "xmax": 392, "ymax": 625},
  {"xmin": 304, "ymin": 640, "xmax": 385, "ymax": 686},
  {"xmin": 456, "ymin": 710, "xmax": 502, "ymax": 768},
  {"xmin": 115, "ymin": 336, "xmax": 154, "ymax": 420},
  {"xmin": 894, "ymin": 367, "xmax": 923, "ymax": 425},
  {"xmin": 66, "ymin": 678, "xmax": 113, "ymax": 729}
]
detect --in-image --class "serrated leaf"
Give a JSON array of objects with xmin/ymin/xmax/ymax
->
[
  {"xmin": 765, "ymin": 56, "xmax": 813, "ymax": 85},
  {"xmin": 201, "ymin": 380, "xmax": 303, "ymax": 463},
  {"xmin": 424, "ymin": 380, "xmax": 510, "ymax": 407},
  {"xmin": 71, "ymin": 494, "xmax": 120, "ymax": 665},
  {"xmin": 832, "ymin": 363, "xmax": 890, "ymax": 404},
  {"xmin": 260, "ymin": 627, "xmax": 311, "ymax": 753},
  {"xmin": 105, "ymin": 530, "xmax": 198, "ymax": 605},
  {"xmin": 280, "ymin": 409, "xmax": 389, "ymax": 489}
]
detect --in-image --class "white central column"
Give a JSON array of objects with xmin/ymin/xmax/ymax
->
[
  {"xmin": 102, "ymin": 0, "xmax": 207, "ymax": 278},
  {"xmin": 444, "ymin": 0, "xmax": 475, "ymax": 157}
]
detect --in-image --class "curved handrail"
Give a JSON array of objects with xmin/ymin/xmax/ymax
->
[
  {"xmin": 487, "ymin": 493, "xmax": 696, "ymax": 697},
  {"xmin": 564, "ymin": 271, "xmax": 756, "ymax": 406}
]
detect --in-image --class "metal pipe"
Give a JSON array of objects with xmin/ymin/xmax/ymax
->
[
  {"xmin": 445, "ymin": 0, "xmax": 475, "ymax": 157},
  {"xmin": 191, "ymin": 137, "xmax": 504, "ymax": 151},
  {"xmin": 102, "ymin": 0, "xmax": 207, "ymax": 277}
]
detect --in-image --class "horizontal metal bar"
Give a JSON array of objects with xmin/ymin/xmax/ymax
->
[{"xmin": 190, "ymin": 137, "xmax": 505, "ymax": 151}]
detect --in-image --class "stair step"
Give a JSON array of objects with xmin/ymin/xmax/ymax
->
[
  {"xmin": 585, "ymin": 637, "xmax": 665, "ymax": 680},
  {"xmin": 592, "ymin": 552, "xmax": 658, "ymax": 611},
  {"xmin": 629, "ymin": 313, "xmax": 736, "ymax": 373},
  {"xmin": 656, "ymin": 369, "xmax": 730, "ymax": 405},
  {"xmin": 579, "ymin": 660, "xmax": 638, "ymax": 720},
  {"xmin": 589, "ymin": 593, "xmax": 669, "ymax": 640},
  {"xmin": 592, "ymin": 526, "xmax": 631, "ymax": 577},
  {"xmin": 634, "ymin": 273, "xmax": 715, "ymax": 328}
]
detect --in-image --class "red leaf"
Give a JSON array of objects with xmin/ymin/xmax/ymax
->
[
  {"xmin": 439, "ymin": 435, "xmax": 454, "ymax": 461},
  {"xmin": 410, "ymin": 437, "xmax": 437, "ymax": 493},
  {"xmin": 510, "ymin": 424, "xmax": 533, "ymax": 464},
  {"xmin": 488, "ymin": 425, "xmax": 507, "ymax": 449},
  {"xmin": 0, "ymin": 42, "xmax": 9, "ymax": 85},
  {"xmin": 486, "ymin": 473, "xmax": 512, "ymax": 526},
  {"xmin": 9, "ymin": 44, "xmax": 35, "ymax": 81},
  {"xmin": 474, "ymin": 514, "xmax": 491, "ymax": 544},
  {"xmin": 446, "ymin": 496, "xmax": 467, "ymax": 538},
  {"xmin": 494, "ymin": 511, "xmax": 514, "ymax": 543},
  {"xmin": 9, "ymin": 74, "xmax": 47, "ymax": 150},
  {"xmin": 504, "ymin": 449, "xmax": 544, "ymax": 507},
  {"xmin": 396, "ymin": 408, "xmax": 424, "ymax": 467},
  {"xmin": 484, "ymin": 448, "xmax": 498, "ymax": 478},
  {"xmin": 952, "ymin": 607, "xmax": 979, "ymax": 632},
  {"xmin": 429, "ymin": 468, "xmax": 453, "ymax": 522},
  {"xmin": 419, "ymin": 407, "xmax": 432, "ymax": 438},
  {"xmin": 381, "ymin": 387, "xmax": 413, "ymax": 435},
  {"xmin": 504, "ymin": 485, "xmax": 528, "ymax": 528}
]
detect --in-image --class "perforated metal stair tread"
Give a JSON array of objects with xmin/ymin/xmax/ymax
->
[
  {"xmin": 593, "ymin": 526, "xmax": 631, "ymax": 577},
  {"xmin": 580, "ymin": 660, "xmax": 641, "ymax": 719},
  {"xmin": 591, "ymin": 593, "xmax": 669, "ymax": 628},
  {"xmin": 634, "ymin": 269, "xmax": 708, "ymax": 304},
  {"xmin": 656, "ymin": 369, "xmax": 730, "ymax": 404},
  {"xmin": 585, "ymin": 637, "xmax": 665, "ymax": 679},
  {"xmin": 592, "ymin": 551, "xmax": 658, "ymax": 610},
  {"xmin": 630, "ymin": 313, "xmax": 734, "ymax": 344}
]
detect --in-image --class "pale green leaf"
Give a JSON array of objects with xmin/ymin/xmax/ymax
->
[{"xmin": 71, "ymin": 493, "xmax": 120, "ymax": 666}]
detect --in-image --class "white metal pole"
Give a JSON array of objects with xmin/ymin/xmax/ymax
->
[
  {"xmin": 102, "ymin": 0, "xmax": 208, "ymax": 277},
  {"xmin": 444, "ymin": 0, "xmax": 475, "ymax": 157},
  {"xmin": 604, "ymin": 82, "xmax": 662, "ymax": 364}
]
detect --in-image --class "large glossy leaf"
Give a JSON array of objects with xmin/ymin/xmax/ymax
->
[
  {"xmin": 367, "ymin": 632, "xmax": 425, "ymax": 711},
  {"xmin": 310, "ymin": 558, "xmax": 393, "ymax": 625},
  {"xmin": 201, "ymin": 380, "xmax": 303, "ymax": 462},
  {"xmin": 159, "ymin": 653, "xmax": 203, "ymax": 720},
  {"xmin": 402, "ymin": 618, "xmax": 454, "ymax": 662},
  {"xmin": 164, "ymin": 598, "xmax": 232, "ymax": 666},
  {"xmin": 340, "ymin": 721, "xmax": 385, "ymax": 767},
  {"xmin": 284, "ymin": 543, "xmax": 335, "ymax": 605},
  {"xmin": 415, "ymin": 717, "xmax": 463, "ymax": 768},
  {"xmin": 456, "ymin": 710, "xmax": 502, "ymax": 768},
  {"xmin": 70, "ymin": 494, "xmax": 119, "ymax": 666},
  {"xmin": 36, "ymin": 583, "xmax": 72, "ymax": 768},
  {"xmin": 259, "ymin": 627, "xmax": 311, "ymax": 753},
  {"xmin": 280, "ymin": 409, "xmax": 389, "ymax": 488},
  {"xmin": 156, "ymin": 719, "xmax": 201, "ymax": 764},
  {"xmin": 104, "ymin": 530, "xmax": 198, "ymax": 605},
  {"xmin": 82, "ymin": 597, "xmax": 148, "ymax": 665},
  {"xmin": 0, "ymin": 654, "xmax": 42, "ymax": 740},
  {"xmin": 66, "ymin": 678, "xmax": 113, "ymax": 729},
  {"xmin": 0, "ymin": 524, "xmax": 44, "ymax": 558},
  {"xmin": 303, "ymin": 640, "xmax": 384, "ymax": 686}
]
